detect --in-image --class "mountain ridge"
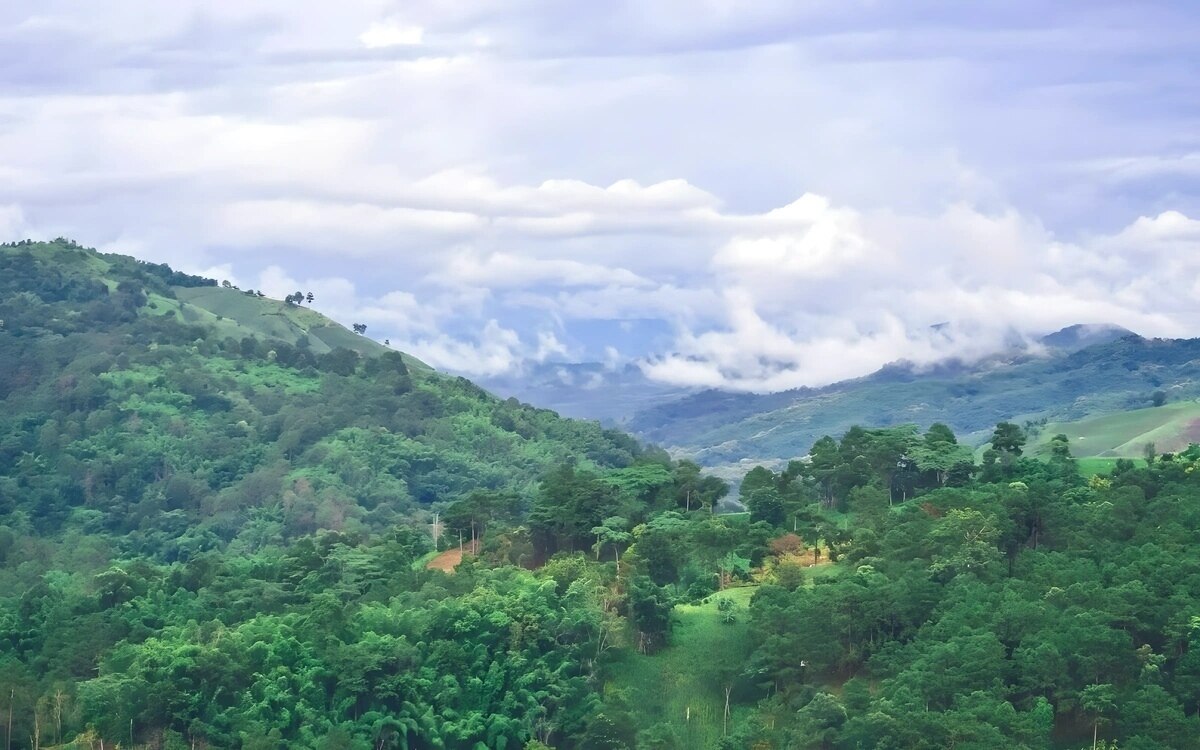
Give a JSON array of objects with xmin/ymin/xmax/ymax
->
[{"xmin": 627, "ymin": 331, "xmax": 1200, "ymax": 464}]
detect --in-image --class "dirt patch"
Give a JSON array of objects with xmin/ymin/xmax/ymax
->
[
  {"xmin": 1183, "ymin": 418, "xmax": 1200, "ymax": 445},
  {"xmin": 425, "ymin": 543, "xmax": 479, "ymax": 573},
  {"xmin": 426, "ymin": 548, "xmax": 465, "ymax": 572}
]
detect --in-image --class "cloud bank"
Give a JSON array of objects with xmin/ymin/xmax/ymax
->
[{"xmin": 3, "ymin": 1, "xmax": 1199, "ymax": 391}]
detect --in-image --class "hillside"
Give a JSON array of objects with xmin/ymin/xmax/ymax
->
[
  {"xmin": 0, "ymin": 239, "xmax": 683, "ymax": 748},
  {"xmin": 629, "ymin": 334, "xmax": 1200, "ymax": 464},
  {"xmin": 0, "ymin": 239, "xmax": 759, "ymax": 750},
  {"xmin": 0, "ymin": 239, "xmax": 643, "ymax": 526}
]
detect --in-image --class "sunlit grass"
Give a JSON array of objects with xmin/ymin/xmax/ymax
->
[{"xmin": 608, "ymin": 585, "xmax": 758, "ymax": 747}]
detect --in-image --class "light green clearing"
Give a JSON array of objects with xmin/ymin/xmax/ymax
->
[
  {"xmin": 1032, "ymin": 401, "xmax": 1200, "ymax": 458},
  {"xmin": 174, "ymin": 286, "xmax": 432, "ymax": 371},
  {"xmin": 608, "ymin": 585, "xmax": 758, "ymax": 749}
]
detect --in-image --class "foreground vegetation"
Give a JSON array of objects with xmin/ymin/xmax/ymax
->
[{"xmin": 4, "ymin": 241, "xmax": 1200, "ymax": 748}]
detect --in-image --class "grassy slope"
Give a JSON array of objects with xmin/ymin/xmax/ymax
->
[
  {"xmin": 1031, "ymin": 401, "xmax": 1200, "ymax": 458},
  {"xmin": 608, "ymin": 586, "xmax": 757, "ymax": 748},
  {"xmin": 0, "ymin": 240, "xmax": 429, "ymax": 370},
  {"xmin": 174, "ymin": 286, "xmax": 432, "ymax": 371}
]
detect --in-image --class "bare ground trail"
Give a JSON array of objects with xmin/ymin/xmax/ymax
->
[{"xmin": 425, "ymin": 542, "xmax": 479, "ymax": 573}]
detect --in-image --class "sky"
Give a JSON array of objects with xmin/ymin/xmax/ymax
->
[{"xmin": 3, "ymin": 1, "xmax": 1200, "ymax": 392}]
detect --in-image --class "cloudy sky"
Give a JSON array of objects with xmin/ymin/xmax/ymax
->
[{"xmin": 3, "ymin": 1, "xmax": 1199, "ymax": 391}]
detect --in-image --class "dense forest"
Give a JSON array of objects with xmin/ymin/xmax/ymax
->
[{"xmin": 3, "ymin": 241, "xmax": 1200, "ymax": 749}]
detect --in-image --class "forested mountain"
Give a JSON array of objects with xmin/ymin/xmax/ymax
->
[
  {"xmin": 628, "ymin": 332, "xmax": 1200, "ymax": 465},
  {"xmin": 5, "ymin": 239, "xmax": 1200, "ymax": 750},
  {"xmin": 0, "ymin": 239, "xmax": 648, "ymax": 532},
  {"xmin": 0, "ymin": 239, "xmax": 728, "ymax": 749}
]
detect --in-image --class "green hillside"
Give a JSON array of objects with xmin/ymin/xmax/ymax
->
[
  {"xmin": 1030, "ymin": 401, "xmax": 1200, "ymax": 459},
  {"xmin": 0, "ymin": 238, "xmax": 739, "ymax": 750},
  {"xmin": 608, "ymin": 585, "xmax": 757, "ymax": 748},
  {"xmin": 173, "ymin": 286, "xmax": 431, "ymax": 371},
  {"xmin": 0, "ymin": 239, "xmax": 647, "ymax": 524},
  {"xmin": 630, "ymin": 338, "xmax": 1200, "ymax": 464}
]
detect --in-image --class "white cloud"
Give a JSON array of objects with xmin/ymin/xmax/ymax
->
[
  {"xmin": 359, "ymin": 20, "xmax": 424, "ymax": 49},
  {"xmin": 407, "ymin": 319, "xmax": 524, "ymax": 376},
  {"xmin": 3, "ymin": 1, "xmax": 1200, "ymax": 391},
  {"xmin": 0, "ymin": 204, "xmax": 31, "ymax": 239},
  {"xmin": 435, "ymin": 251, "xmax": 651, "ymax": 289},
  {"xmin": 534, "ymin": 330, "xmax": 570, "ymax": 362}
]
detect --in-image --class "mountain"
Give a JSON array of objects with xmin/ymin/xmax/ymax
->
[
  {"xmin": 1038, "ymin": 322, "xmax": 1134, "ymax": 351},
  {"xmin": 477, "ymin": 360, "xmax": 696, "ymax": 423},
  {"xmin": 628, "ymin": 330, "xmax": 1200, "ymax": 464},
  {"xmin": 0, "ymin": 239, "xmax": 713, "ymax": 749},
  {"xmin": 0, "ymin": 238, "xmax": 650, "ymax": 529}
]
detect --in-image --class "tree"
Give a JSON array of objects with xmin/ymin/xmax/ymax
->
[
  {"xmin": 861, "ymin": 425, "xmax": 920, "ymax": 502},
  {"xmin": 747, "ymin": 487, "xmax": 786, "ymax": 526},
  {"xmin": 928, "ymin": 508, "xmax": 1003, "ymax": 579},
  {"xmin": 1152, "ymin": 390, "xmax": 1167, "ymax": 407},
  {"xmin": 793, "ymin": 692, "xmax": 847, "ymax": 750},
  {"xmin": 925, "ymin": 422, "xmax": 957, "ymax": 446},
  {"xmin": 628, "ymin": 576, "xmax": 672, "ymax": 653},
  {"xmin": 1049, "ymin": 433, "xmax": 1072, "ymax": 459},
  {"xmin": 990, "ymin": 422, "xmax": 1026, "ymax": 456},
  {"xmin": 911, "ymin": 439, "xmax": 974, "ymax": 488},
  {"xmin": 809, "ymin": 436, "xmax": 840, "ymax": 507},
  {"xmin": 530, "ymin": 465, "xmax": 621, "ymax": 555},
  {"xmin": 1080, "ymin": 683, "xmax": 1116, "ymax": 750},
  {"xmin": 590, "ymin": 516, "xmax": 632, "ymax": 573},
  {"xmin": 740, "ymin": 466, "xmax": 775, "ymax": 500},
  {"xmin": 306, "ymin": 291, "xmax": 314, "ymax": 304},
  {"xmin": 444, "ymin": 491, "xmax": 522, "ymax": 552},
  {"xmin": 352, "ymin": 323, "xmax": 367, "ymax": 335}
]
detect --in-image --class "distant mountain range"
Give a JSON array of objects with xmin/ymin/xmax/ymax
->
[
  {"xmin": 484, "ymin": 323, "xmax": 1200, "ymax": 466},
  {"xmin": 477, "ymin": 361, "xmax": 697, "ymax": 424}
]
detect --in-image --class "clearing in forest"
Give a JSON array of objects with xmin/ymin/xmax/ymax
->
[
  {"xmin": 608, "ymin": 585, "xmax": 758, "ymax": 748},
  {"xmin": 425, "ymin": 541, "xmax": 482, "ymax": 573}
]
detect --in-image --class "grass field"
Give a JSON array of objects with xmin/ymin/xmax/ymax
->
[
  {"xmin": 1075, "ymin": 456, "xmax": 1148, "ymax": 477},
  {"xmin": 174, "ymin": 286, "xmax": 432, "ymax": 370},
  {"xmin": 1031, "ymin": 401, "xmax": 1200, "ymax": 459},
  {"xmin": 608, "ymin": 585, "xmax": 758, "ymax": 748}
]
